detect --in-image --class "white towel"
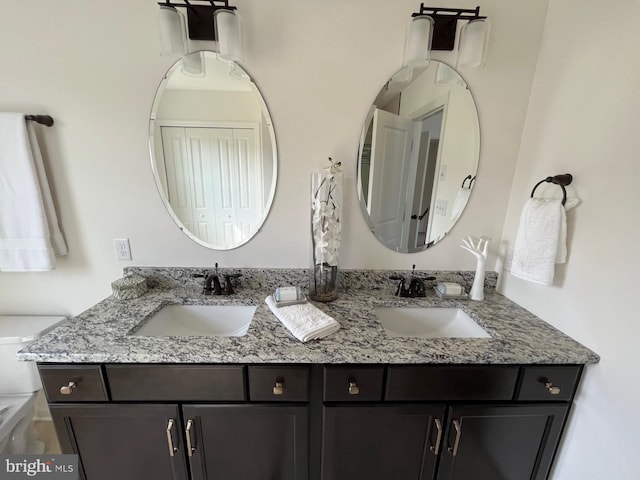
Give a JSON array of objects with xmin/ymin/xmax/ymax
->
[
  {"xmin": 451, "ymin": 187, "xmax": 471, "ymax": 221},
  {"xmin": 265, "ymin": 295, "xmax": 340, "ymax": 342},
  {"xmin": 0, "ymin": 113, "xmax": 67, "ymax": 271},
  {"xmin": 511, "ymin": 198, "xmax": 575, "ymax": 286}
]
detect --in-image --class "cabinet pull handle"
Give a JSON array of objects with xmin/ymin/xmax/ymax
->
[
  {"xmin": 166, "ymin": 419, "xmax": 178, "ymax": 457},
  {"xmin": 348, "ymin": 381, "xmax": 359, "ymax": 395},
  {"xmin": 186, "ymin": 419, "xmax": 195, "ymax": 457},
  {"xmin": 273, "ymin": 381, "xmax": 284, "ymax": 395},
  {"xmin": 59, "ymin": 382, "xmax": 76, "ymax": 395},
  {"xmin": 430, "ymin": 418, "xmax": 443, "ymax": 455},
  {"xmin": 545, "ymin": 382, "xmax": 561, "ymax": 395},
  {"xmin": 447, "ymin": 420, "xmax": 462, "ymax": 457}
]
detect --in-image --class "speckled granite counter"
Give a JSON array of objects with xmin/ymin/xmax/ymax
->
[{"xmin": 18, "ymin": 268, "xmax": 599, "ymax": 365}]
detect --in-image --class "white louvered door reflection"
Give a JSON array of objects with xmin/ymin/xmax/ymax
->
[{"xmin": 160, "ymin": 126, "xmax": 262, "ymax": 247}]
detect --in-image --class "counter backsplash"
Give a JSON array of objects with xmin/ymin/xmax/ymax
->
[{"xmin": 123, "ymin": 267, "xmax": 498, "ymax": 294}]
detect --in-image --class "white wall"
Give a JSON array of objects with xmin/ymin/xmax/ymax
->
[
  {"xmin": 499, "ymin": 0, "xmax": 640, "ymax": 478},
  {"xmin": 0, "ymin": 0, "xmax": 548, "ymax": 317}
]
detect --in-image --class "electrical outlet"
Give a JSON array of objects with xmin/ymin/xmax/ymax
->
[{"xmin": 114, "ymin": 238, "xmax": 132, "ymax": 261}]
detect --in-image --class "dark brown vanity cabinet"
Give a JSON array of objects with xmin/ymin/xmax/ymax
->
[
  {"xmin": 320, "ymin": 365, "xmax": 579, "ymax": 480},
  {"xmin": 43, "ymin": 365, "xmax": 309, "ymax": 480},
  {"xmin": 40, "ymin": 363, "xmax": 581, "ymax": 480}
]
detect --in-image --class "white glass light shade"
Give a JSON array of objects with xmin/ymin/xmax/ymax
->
[
  {"xmin": 182, "ymin": 52, "xmax": 205, "ymax": 77},
  {"xmin": 403, "ymin": 15, "xmax": 434, "ymax": 68},
  {"xmin": 159, "ymin": 5, "xmax": 187, "ymax": 58},
  {"xmin": 457, "ymin": 19, "xmax": 491, "ymax": 70},
  {"xmin": 215, "ymin": 9, "xmax": 243, "ymax": 63},
  {"xmin": 434, "ymin": 62, "xmax": 460, "ymax": 86}
]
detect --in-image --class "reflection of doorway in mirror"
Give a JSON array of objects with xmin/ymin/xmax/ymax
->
[
  {"xmin": 160, "ymin": 126, "xmax": 264, "ymax": 247},
  {"xmin": 404, "ymin": 108, "xmax": 443, "ymax": 252}
]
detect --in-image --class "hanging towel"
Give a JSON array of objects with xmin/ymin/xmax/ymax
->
[
  {"xmin": 451, "ymin": 187, "xmax": 471, "ymax": 221},
  {"xmin": 0, "ymin": 113, "xmax": 67, "ymax": 271},
  {"xmin": 265, "ymin": 295, "xmax": 340, "ymax": 342},
  {"xmin": 511, "ymin": 197, "xmax": 577, "ymax": 286}
]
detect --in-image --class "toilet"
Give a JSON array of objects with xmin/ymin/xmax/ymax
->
[{"xmin": 0, "ymin": 315, "xmax": 65, "ymax": 454}]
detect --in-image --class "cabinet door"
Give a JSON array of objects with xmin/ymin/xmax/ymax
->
[
  {"xmin": 436, "ymin": 404, "xmax": 569, "ymax": 480},
  {"xmin": 183, "ymin": 404, "xmax": 308, "ymax": 480},
  {"xmin": 50, "ymin": 404, "xmax": 188, "ymax": 480},
  {"xmin": 322, "ymin": 405, "xmax": 445, "ymax": 480}
]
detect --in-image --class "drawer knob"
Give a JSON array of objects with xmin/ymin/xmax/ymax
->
[
  {"xmin": 545, "ymin": 382, "xmax": 561, "ymax": 395},
  {"xmin": 59, "ymin": 382, "xmax": 76, "ymax": 395},
  {"xmin": 348, "ymin": 381, "xmax": 360, "ymax": 395},
  {"xmin": 273, "ymin": 381, "xmax": 284, "ymax": 395}
]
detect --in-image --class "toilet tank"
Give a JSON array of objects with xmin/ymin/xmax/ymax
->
[{"xmin": 0, "ymin": 316, "xmax": 65, "ymax": 395}]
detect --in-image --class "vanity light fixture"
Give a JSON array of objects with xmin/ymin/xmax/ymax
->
[
  {"xmin": 157, "ymin": 1, "xmax": 242, "ymax": 60},
  {"xmin": 407, "ymin": 4, "xmax": 490, "ymax": 71},
  {"xmin": 158, "ymin": 4, "xmax": 187, "ymax": 57},
  {"xmin": 403, "ymin": 15, "xmax": 434, "ymax": 68},
  {"xmin": 215, "ymin": 9, "xmax": 243, "ymax": 62}
]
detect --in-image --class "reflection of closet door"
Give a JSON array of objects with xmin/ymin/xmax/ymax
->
[
  {"xmin": 161, "ymin": 126, "xmax": 262, "ymax": 247},
  {"xmin": 161, "ymin": 127, "xmax": 198, "ymax": 234},
  {"xmin": 216, "ymin": 127, "xmax": 262, "ymax": 244}
]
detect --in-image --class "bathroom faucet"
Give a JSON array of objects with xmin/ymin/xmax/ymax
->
[
  {"xmin": 204, "ymin": 271, "xmax": 223, "ymax": 295},
  {"xmin": 390, "ymin": 265, "xmax": 434, "ymax": 298},
  {"xmin": 201, "ymin": 264, "xmax": 242, "ymax": 296}
]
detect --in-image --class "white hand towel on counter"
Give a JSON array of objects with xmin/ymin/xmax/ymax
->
[
  {"xmin": 265, "ymin": 295, "xmax": 340, "ymax": 342},
  {"xmin": 511, "ymin": 197, "xmax": 577, "ymax": 286},
  {"xmin": 0, "ymin": 113, "xmax": 67, "ymax": 271}
]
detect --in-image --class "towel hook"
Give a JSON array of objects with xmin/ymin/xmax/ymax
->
[{"xmin": 530, "ymin": 173, "xmax": 573, "ymax": 206}]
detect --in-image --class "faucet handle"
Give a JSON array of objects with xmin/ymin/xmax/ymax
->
[
  {"xmin": 389, "ymin": 275, "xmax": 407, "ymax": 297},
  {"xmin": 223, "ymin": 273, "xmax": 242, "ymax": 295}
]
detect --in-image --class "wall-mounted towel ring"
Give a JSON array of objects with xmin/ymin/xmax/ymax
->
[
  {"xmin": 461, "ymin": 175, "xmax": 476, "ymax": 188},
  {"xmin": 530, "ymin": 173, "xmax": 573, "ymax": 206}
]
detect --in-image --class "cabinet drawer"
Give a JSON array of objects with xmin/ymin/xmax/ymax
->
[
  {"xmin": 39, "ymin": 365, "xmax": 108, "ymax": 403},
  {"xmin": 324, "ymin": 366, "xmax": 385, "ymax": 402},
  {"xmin": 248, "ymin": 366, "xmax": 309, "ymax": 402},
  {"xmin": 516, "ymin": 366, "xmax": 581, "ymax": 402},
  {"xmin": 386, "ymin": 365, "xmax": 519, "ymax": 401},
  {"xmin": 106, "ymin": 365, "xmax": 245, "ymax": 401}
]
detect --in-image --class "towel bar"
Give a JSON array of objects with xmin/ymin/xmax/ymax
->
[
  {"xmin": 25, "ymin": 115, "xmax": 54, "ymax": 127},
  {"xmin": 530, "ymin": 174, "xmax": 573, "ymax": 206}
]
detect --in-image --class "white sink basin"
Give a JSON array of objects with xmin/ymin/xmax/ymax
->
[
  {"xmin": 133, "ymin": 305, "xmax": 256, "ymax": 337},
  {"xmin": 374, "ymin": 307, "xmax": 490, "ymax": 338}
]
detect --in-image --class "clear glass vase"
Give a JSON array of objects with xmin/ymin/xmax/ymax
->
[{"xmin": 309, "ymin": 171, "xmax": 343, "ymax": 302}]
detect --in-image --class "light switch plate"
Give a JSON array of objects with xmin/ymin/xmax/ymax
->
[{"xmin": 435, "ymin": 198, "xmax": 447, "ymax": 216}]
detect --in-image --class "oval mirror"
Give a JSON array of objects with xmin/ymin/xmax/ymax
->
[
  {"xmin": 357, "ymin": 61, "xmax": 479, "ymax": 253},
  {"xmin": 149, "ymin": 51, "xmax": 277, "ymax": 250}
]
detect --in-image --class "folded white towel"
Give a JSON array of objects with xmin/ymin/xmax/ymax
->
[
  {"xmin": 0, "ymin": 113, "xmax": 67, "ymax": 271},
  {"xmin": 511, "ymin": 198, "xmax": 573, "ymax": 286},
  {"xmin": 265, "ymin": 295, "xmax": 340, "ymax": 342}
]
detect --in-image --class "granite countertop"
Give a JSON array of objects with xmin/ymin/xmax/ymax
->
[{"xmin": 18, "ymin": 268, "xmax": 599, "ymax": 365}]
